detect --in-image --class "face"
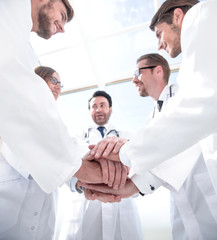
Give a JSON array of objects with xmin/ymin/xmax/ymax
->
[
  {"xmin": 89, "ymin": 96, "xmax": 112, "ymax": 125},
  {"xmin": 155, "ymin": 21, "xmax": 181, "ymax": 58},
  {"xmin": 37, "ymin": 0, "xmax": 68, "ymax": 39},
  {"xmin": 46, "ymin": 72, "xmax": 61, "ymax": 100},
  {"xmin": 132, "ymin": 59, "xmax": 156, "ymax": 97}
]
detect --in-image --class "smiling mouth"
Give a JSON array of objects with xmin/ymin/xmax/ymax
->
[
  {"xmin": 136, "ymin": 83, "xmax": 142, "ymax": 89},
  {"xmin": 53, "ymin": 25, "xmax": 57, "ymax": 34},
  {"xmin": 96, "ymin": 114, "xmax": 104, "ymax": 118},
  {"xmin": 54, "ymin": 22, "xmax": 61, "ymax": 34},
  {"xmin": 163, "ymin": 42, "xmax": 168, "ymax": 52}
]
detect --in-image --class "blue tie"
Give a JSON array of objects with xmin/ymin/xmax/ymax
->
[{"xmin": 97, "ymin": 126, "xmax": 105, "ymax": 138}]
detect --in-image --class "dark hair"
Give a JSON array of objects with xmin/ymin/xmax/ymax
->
[
  {"xmin": 50, "ymin": 0, "xmax": 74, "ymax": 22},
  {"xmin": 150, "ymin": 0, "xmax": 199, "ymax": 31},
  {"xmin": 61, "ymin": 0, "xmax": 74, "ymax": 22},
  {"xmin": 137, "ymin": 53, "xmax": 170, "ymax": 83},
  {"xmin": 88, "ymin": 91, "xmax": 112, "ymax": 109},
  {"xmin": 34, "ymin": 66, "xmax": 56, "ymax": 83}
]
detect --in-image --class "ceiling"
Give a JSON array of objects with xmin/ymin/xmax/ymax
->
[{"xmin": 30, "ymin": 0, "xmax": 172, "ymax": 94}]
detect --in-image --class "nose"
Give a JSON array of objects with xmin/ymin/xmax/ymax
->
[
  {"xmin": 96, "ymin": 106, "xmax": 103, "ymax": 112},
  {"xmin": 54, "ymin": 83, "xmax": 61, "ymax": 92},
  {"xmin": 158, "ymin": 39, "xmax": 164, "ymax": 51},
  {"xmin": 59, "ymin": 22, "xmax": 65, "ymax": 33},
  {"xmin": 132, "ymin": 75, "xmax": 138, "ymax": 84}
]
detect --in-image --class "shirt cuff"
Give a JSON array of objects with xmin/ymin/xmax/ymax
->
[
  {"xmin": 131, "ymin": 172, "xmax": 162, "ymax": 195},
  {"xmin": 70, "ymin": 177, "xmax": 78, "ymax": 192},
  {"xmin": 70, "ymin": 177, "xmax": 84, "ymax": 194}
]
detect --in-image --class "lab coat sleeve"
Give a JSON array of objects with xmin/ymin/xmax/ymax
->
[
  {"xmin": 149, "ymin": 143, "xmax": 202, "ymax": 191},
  {"xmin": 0, "ymin": 1, "xmax": 89, "ymax": 193},
  {"xmin": 131, "ymin": 172, "xmax": 162, "ymax": 194},
  {"xmin": 120, "ymin": 1, "xmax": 217, "ymax": 175},
  {"xmin": 131, "ymin": 143, "xmax": 202, "ymax": 193}
]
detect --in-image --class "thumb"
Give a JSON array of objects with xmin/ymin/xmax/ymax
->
[{"xmin": 88, "ymin": 144, "xmax": 95, "ymax": 150}]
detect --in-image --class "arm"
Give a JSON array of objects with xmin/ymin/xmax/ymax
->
[
  {"xmin": 114, "ymin": 2, "xmax": 217, "ymax": 175},
  {"xmin": 87, "ymin": 2, "xmax": 217, "ymax": 177},
  {"xmin": 0, "ymin": 2, "xmax": 87, "ymax": 193}
]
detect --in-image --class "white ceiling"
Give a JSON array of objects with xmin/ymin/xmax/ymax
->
[{"xmin": 30, "ymin": 0, "xmax": 163, "ymax": 93}]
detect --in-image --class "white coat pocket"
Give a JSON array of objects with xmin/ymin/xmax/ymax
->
[{"xmin": 0, "ymin": 154, "xmax": 28, "ymax": 234}]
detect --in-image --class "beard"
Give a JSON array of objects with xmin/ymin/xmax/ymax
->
[
  {"xmin": 37, "ymin": 4, "xmax": 53, "ymax": 39},
  {"xmin": 140, "ymin": 90, "xmax": 148, "ymax": 97},
  {"xmin": 139, "ymin": 86, "xmax": 148, "ymax": 97},
  {"xmin": 170, "ymin": 24, "xmax": 182, "ymax": 58},
  {"xmin": 94, "ymin": 113, "xmax": 110, "ymax": 125}
]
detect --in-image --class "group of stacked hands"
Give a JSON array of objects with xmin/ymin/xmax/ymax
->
[{"xmin": 77, "ymin": 137, "xmax": 134, "ymax": 202}]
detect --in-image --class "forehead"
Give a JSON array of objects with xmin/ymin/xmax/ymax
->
[
  {"xmin": 90, "ymin": 96, "xmax": 109, "ymax": 106},
  {"xmin": 53, "ymin": 1, "xmax": 68, "ymax": 18},
  {"xmin": 155, "ymin": 22, "xmax": 169, "ymax": 35},
  {"xmin": 138, "ymin": 59, "xmax": 148, "ymax": 67},
  {"xmin": 52, "ymin": 71, "xmax": 60, "ymax": 80}
]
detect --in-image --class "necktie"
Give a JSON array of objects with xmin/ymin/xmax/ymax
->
[
  {"xmin": 157, "ymin": 100, "xmax": 163, "ymax": 112},
  {"xmin": 97, "ymin": 126, "xmax": 105, "ymax": 138}
]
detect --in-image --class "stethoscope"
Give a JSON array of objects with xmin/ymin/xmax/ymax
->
[
  {"xmin": 85, "ymin": 128, "xmax": 119, "ymax": 139},
  {"xmin": 106, "ymin": 129, "xmax": 119, "ymax": 137}
]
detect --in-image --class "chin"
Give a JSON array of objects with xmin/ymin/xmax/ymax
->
[{"xmin": 170, "ymin": 48, "xmax": 181, "ymax": 58}]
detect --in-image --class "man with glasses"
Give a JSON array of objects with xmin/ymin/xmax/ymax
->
[
  {"xmin": 88, "ymin": 0, "xmax": 217, "ymax": 198},
  {"xmin": 81, "ymin": 53, "xmax": 217, "ymax": 239}
]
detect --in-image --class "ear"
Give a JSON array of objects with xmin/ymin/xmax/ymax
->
[
  {"xmin": 155, "ymin": 65, "xmax": 163, "ymax": 76},
  {"xmin": 173, "ymin": 8, "xmax": 185, "ymax": 26},
  {"xmin": 109, "ymin": 107, "xmax": 113, "ymax": 115}
]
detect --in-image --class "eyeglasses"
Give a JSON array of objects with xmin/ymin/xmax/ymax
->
[
  {"xmin": 50, "ymin": 76, "xmax": 63, "ymax": 88},
  {"xmin": 134, "ymin": 66, "xmax": 156, "ymax": 78}
]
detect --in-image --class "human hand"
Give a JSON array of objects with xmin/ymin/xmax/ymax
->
[
  {"xmin": 95, "ymin": 159, "xmax": 128, "ymax": 189},
  {"xmin": 74, "ymin": 159, "xmax": 103, "ymax": 184},
  {"xmin": 82, "ymin": 151, "xmax": 128, "ymax": 189},
  {"xmin": 79, "ymin": 178, "xmax": 139, "ymax": 200},
  {"xmin": 89, "ymin": 136, "xmax": 128, "ymax": 160},
  {"xmin": 84, "ymin": 188, "xmax": 121, "ymax": 203}
]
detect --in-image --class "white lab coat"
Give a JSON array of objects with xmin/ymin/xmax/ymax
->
[
  {"xmin": 0, "ymin": 0, "xmax": 88, "ymax": 193},
  {"xmin": 120, "ymin": 0, "xmax": 217, "ymax": 195},
  {"xmin": 65, "ymin": 123, "xmax": 144, "ymax": 240},
  {"xmin": 171, "ymin": 157, "xmax": 217, "ymax": 240},
  {"xmin": 143, "ymin": 86, "xmax": 217, "ymax": 239},
  {"xmin": 0, "ymin": 140, "xmax": 58, "ymax": 240},
  {"xmin": 131, "ymin": 85, "xmax": 201, "ymax": 195}
]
